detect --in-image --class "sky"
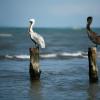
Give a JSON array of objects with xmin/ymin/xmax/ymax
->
[{"xmin": 0, "ymin": 0, "xmax": 100, "ymax": 28}]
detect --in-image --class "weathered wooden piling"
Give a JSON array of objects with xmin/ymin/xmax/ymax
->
[
  {"xmin": 29, "ymin": 48, "xmax": 41, "ymax": 80},
  {"xmin": 88, "ymin": 47, "xmax": 98, "ymax": 83}
]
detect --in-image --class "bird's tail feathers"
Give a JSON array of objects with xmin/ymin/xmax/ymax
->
[{"xmin": 41, "ymin": 44, "xmax": 45, "ymax": 48}]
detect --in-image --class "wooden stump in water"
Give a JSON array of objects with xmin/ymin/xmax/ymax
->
[
  {"xmin": 88, "ymin": 47, "xmax": 98, "ymax": 83},
  {"xmin": 29, "ymin": 48, "xmax": 41, "ymax": 80}
]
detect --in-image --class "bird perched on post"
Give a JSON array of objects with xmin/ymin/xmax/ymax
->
[
  {"xmin": 28, "ymin": 19, "xmax": 45, "ymax": 48},
  {"xmin": 86, "ymin": 16, "xmax": 100, "ymax": 47}
]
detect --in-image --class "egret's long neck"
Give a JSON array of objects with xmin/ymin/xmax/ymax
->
[{"xmin": 29, "ymin": 22, "xmax": 34, "ymax": 33}]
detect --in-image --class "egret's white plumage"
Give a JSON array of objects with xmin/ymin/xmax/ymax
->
[{"xmin": 28, "ymin": 19, "xmax": 45, "ymax": 48}]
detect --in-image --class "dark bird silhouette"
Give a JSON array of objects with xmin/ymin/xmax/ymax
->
[{"xmin": 86, "ymin": 16, "xmax": 100, "ymax": 47}]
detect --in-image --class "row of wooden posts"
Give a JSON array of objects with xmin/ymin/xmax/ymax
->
[{"xmin": 29, "ymin": 47, "xmax": 98, "ymax": 83}]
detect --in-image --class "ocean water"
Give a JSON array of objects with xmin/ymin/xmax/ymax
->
[{"xmin": 0, "ymin": 27, "xmax": 100, "ymax": 100}]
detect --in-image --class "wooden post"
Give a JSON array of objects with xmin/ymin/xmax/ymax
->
[
  {"xmin": 29, "ymin": 48, "xmax": 41, "ymax": 80},
  {"xmin": 88, "ymin": 47, "xmax": 98, "ymax": 83}
]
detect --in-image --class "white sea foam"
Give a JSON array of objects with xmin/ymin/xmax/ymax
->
[
  {"xmin": 40, "ymin": 53, "xmax": 57, "ymax": 58},
  {"xmin": 0, "ymin": 33, "xmax": 12, "ymax": 37},
  {"xmin": 5, "ymin": 54, "xmax": 29, "ymax": 60},
  {"xmin": 2, "ymin": 51, "xmax": 89, "ymax": 60},
  {"xmin": 5, "ymin": 55, "xmax": 13, "ymax": 59},
  {"xmin": 59, "ymin": 52, "xmax": 82, "ymax": 57},
  {"xmin": 15, "ymin": 55, "xmax": 30, "ymax": 59}
]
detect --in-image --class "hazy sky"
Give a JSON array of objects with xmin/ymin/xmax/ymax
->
[{"xmin": 0, "ymin": 0, "xmax": 100, "ymax": 27}]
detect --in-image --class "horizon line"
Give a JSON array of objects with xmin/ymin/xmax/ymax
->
[{"xmin": 0, "ymin": 26, "xmax": 100, "ymax": 29}]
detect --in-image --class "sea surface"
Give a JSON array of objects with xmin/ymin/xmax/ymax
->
[{"xmin": 0, "ymin": 27, "xmax": 100, "ymax": 100}]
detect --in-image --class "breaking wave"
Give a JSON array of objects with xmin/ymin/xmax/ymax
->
[
  {"xmin": 0, "ymin": 51, "xmax": 88, "ymax": 60},
  {"xmin": 0, "ymin": 33, "xmax": 13, "ymax": 37}
]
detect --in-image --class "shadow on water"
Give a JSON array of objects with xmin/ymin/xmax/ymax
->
[
  {"xmin": 29, "ymin": 80, "xmax": 43, "ymax": 100},
  {"xmin": 87, "ymin": 83, "xmax": 99, "ymax": 100}
]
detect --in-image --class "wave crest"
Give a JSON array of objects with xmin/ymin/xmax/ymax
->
[
  {"xmin": 0, "ymin": 33, "xmax": 12, "ymax": 37},
  {"xmin": 0, "ymin": 51, "xmax": 88, "ymax": 60}
]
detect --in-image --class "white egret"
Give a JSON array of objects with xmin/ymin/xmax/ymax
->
[{"xmin": 28, "ymin": 19, "xmax": 45, "ymax": 48}]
